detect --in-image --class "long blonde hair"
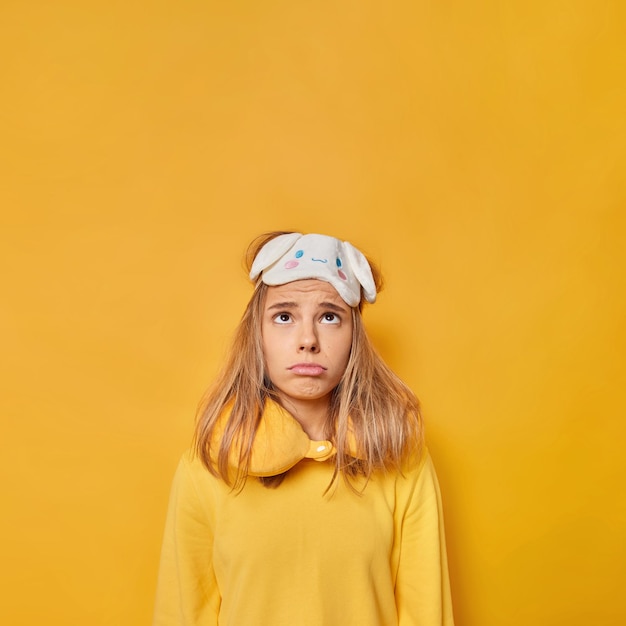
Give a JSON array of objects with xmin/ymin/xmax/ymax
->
[{"xmin": 193, "ymin": 231, "xmax": 423, "ymax": 488}]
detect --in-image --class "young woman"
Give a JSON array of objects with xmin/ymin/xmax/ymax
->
[{"xmin": 153, "ymin": 231, "xmax": 454, "ymax": 626}]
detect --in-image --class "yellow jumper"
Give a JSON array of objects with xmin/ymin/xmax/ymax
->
[{"xmin": 153, "ymin": 401, "xmax": 454, "ymax": 626}]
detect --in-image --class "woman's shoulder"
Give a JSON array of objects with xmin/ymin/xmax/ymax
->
[
  {"xmin": 171, "ymin": 449, "xmax": 223, "ymax": 495},
  {"xmin": 392, "ymin": 446, "xmax": 441, "ymax": 493},
  {"xmin": 394, "ymin": 447, "xmax": 447, "ymax": 517}
]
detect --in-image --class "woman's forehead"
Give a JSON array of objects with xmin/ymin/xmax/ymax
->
[{"xmin": 265, "ymin": 279, "xmax": 346, "ymax": 304}]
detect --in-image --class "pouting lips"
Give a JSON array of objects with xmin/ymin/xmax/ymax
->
[{"xmin": 288, "ymin": 364, "xmax": 327, "ymax": 376}]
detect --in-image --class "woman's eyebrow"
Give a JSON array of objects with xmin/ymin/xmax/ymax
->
[
  {"xmin": 267, "ymin": 301, "xmax": 298, "ymax": 311},
  {"xmin": 319, "ymin": 301, "xmax": 348, "ymax": 313}
]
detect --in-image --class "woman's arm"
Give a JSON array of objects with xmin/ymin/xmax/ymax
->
[
  {"xmin": 395, "ymin": 451, "xmax": 455, "ymax": 626},
  {"xmin": 153, "ymin": 453, "xmax": 220, "ymax": 626}
]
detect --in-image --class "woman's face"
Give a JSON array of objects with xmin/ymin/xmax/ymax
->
[{"xmin": 261, "ymin": 279, "xmax": 353, "ymax": 411}]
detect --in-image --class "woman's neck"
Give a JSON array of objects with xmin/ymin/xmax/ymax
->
[{"xmin": 276, "ymin": 395, "xmax": 330, "ymax": 441}]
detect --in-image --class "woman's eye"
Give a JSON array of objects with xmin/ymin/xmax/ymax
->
[
  {"xmin": 273, "ymin": 313, "xmax": 292, "ymax": 324},
  {"xmin": 321, "ymin": 313, "xmax": 340, "ymax": 324}
]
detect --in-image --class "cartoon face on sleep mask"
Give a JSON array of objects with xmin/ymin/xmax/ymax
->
[{"xmin": 249, "ymin": 233, "xmax": 377, "ymax": 307}]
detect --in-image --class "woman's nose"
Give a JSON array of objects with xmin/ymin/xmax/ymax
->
[
  {"xmin": 299, "ymin": 341, "xmax": 320, "ymax": 353},
  {"xmin": 298, "ymin": 323, "xmax": 320, "ymax": 353}
]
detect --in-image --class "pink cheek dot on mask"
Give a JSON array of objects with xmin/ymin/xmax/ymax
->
[
  {"xmin": 338, "ymin": 270, "xmax": 347, "ymax": 280},
  {"xmin": 284, "ymin": 260, "xmax": 299, "ymax": 269}
]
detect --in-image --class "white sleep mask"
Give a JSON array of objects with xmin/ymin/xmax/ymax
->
[{"xmin": 249, "ymin": 233, "xmax": 376, "ymax": 307}]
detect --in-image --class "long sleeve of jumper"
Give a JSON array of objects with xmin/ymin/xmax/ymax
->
[
  {"xmin": 394, "ymin": 451, "xmax": 454, "ymax": 625},
  {"xmin": 152, "ymin": 455, "xmax": 221, "ymax": 625}
]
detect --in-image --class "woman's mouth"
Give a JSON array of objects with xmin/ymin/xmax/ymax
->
[{"xmin": 288, "ymin": 363, "xmax": 327, "ymax": 376}]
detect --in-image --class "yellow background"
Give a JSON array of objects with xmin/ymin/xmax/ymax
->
[{"xmin": 2, "ymin": 1, "xmax": 624, "ymax": 624}]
